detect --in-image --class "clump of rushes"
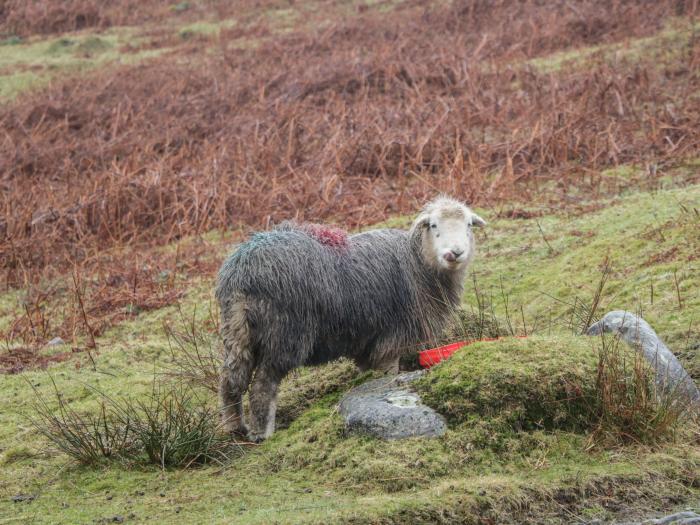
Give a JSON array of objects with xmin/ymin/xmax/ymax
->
[
  {"xmin": 163, "ymin": 304, "xmax": 221, "ymax": 394},
  {"xmin": 119, "ymin": 383, "xmax": 232, "ymax": 468},
  {"xmin": 30, "ymin": 377, "xmax": 137, "ymax": 465},
  {"xmin": 589, "ymin": 333, "xmax": 690, "ymax": 448},
  {"xmin": 29, "ymin": 378, "xmax": 237, "ymax": 468}
]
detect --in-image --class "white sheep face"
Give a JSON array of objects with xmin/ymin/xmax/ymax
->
[{"xmin": 416, "ymin": 198, "xmax": 486, "ymax": 272}]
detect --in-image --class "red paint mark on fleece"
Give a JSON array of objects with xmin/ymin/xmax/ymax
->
[{"xmin": 299, "ymin": 223, "xmax": 349, "ymax": 249}]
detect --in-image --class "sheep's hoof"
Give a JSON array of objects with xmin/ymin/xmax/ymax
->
[
  {"xmin": 228, "ymin": 424, "xmax": 249, "ymax": 441},
  {"xmin": 247, "ymin": 431, "xmax": 266, "ymax": 444}
]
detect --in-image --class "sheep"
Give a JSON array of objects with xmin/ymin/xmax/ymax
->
[{"xmin": 215, "ymin": 196, "xmax": 486, "ymax": 441}]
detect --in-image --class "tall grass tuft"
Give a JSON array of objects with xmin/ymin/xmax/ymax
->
[
  {"xmin": 29, "ymin": 378, "xmax": 136, "ymax": 465},
  {"xmin": 115, "ymin": 383, "xmax": 230, "ymax": 468},
  {"xmin": 29, "ymin": 379, "xmax": 236, "ymax": 468},
  {"xmin": 163, "ymin": 304, "xmax": 220, "ymax": 394},
  {"xmin": 588, "ymin": 333, "xmax": 689, "ymax": 448}
]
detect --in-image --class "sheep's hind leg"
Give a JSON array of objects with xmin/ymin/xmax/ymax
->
[
  {"xmin": 219, "ymin": 303, "xmax": 254, "ymax": 438},
  {"xmin": 248, "ymin": 366, "xmax": 284, "ymax": 442},
  {"xmin": 220, "ymin": 347, "xmax": 255, "ymax": 438}
]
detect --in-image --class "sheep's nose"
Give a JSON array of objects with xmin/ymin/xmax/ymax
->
[
  {"xmin": 443, "ymin": 250, "xmax": 461, "ymax": 262},
  {"xmin": 451, "ymin": 249, "xmax": 464, "ymax": 258}
]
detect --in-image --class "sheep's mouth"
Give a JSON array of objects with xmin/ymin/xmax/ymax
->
[{"xmin": 438, "ymin": 257, "xmax": 465, "ymax": 270}]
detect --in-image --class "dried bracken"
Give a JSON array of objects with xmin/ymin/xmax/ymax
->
[
  {"xmin": 0, "ymin": 0, "xmax": 238, "ymax": 37},
  {"xmin": 0, "ymin": 0, "xmax": 699, "ymax": 369}
]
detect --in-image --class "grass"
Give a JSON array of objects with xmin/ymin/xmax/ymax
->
[
  {"xmin": 2, "ymin": 337, "xmax": 698, "ymax": 523},
  {"xmin": 0, "ymin": 29, "xmax": 165, "ymax": 100},
  {"xmin": 29, "ymin": 378, "xmax": 234, "ymax": 468},
  {"xmin": 0, "ymin": 0, "xmax": 412, "ymax": 101},
  {"xmin": 1, "ymin": 180, "xmax": 699, "ymax": 523},
  {"xmin": 528, "ymin": 16, "xmax": 700, "ymax": 73},
  {"xmin": 177, "ymin": 19, "xmax": 237, "ymax": 40},
  {"xmin": 469, "ymin": 183, "xmax": 700, "ymax": 357},
  {"xmin": 1, "ymin": 0, "xmax": 699, "ymax": 521},
  {"xmin": 2, "ymin": 1, "xmax": 689, "ymax": 102}
]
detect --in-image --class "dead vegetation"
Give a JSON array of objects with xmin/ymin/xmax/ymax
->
[
  {"xmin": 1, "ymin": 0, "xmax": 699, "ymax": 368},
  {"xmin": 0, "ymin": 345, "xmax": 77, "ymax": 374},
  {"xmin": 0, "ymin": 0, "xmax": 237, "ymax": 37},
  {"xmin": 1, "ymin": 236, "xmax": 220, "ymax": 351}
]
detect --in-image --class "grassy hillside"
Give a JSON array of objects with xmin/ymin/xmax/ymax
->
[
  {"xmin": 1, "ymin": 0, "xmax": 699, "ymax": 523},
  {"xmin": 1, "ymin": 182, "xmax": 698, "ymax": 524}
]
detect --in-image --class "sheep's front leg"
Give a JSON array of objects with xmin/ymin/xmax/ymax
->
[
  {"xmin": 375, "ymin": 357, "xmax": 400, "ymax": 374},
  {"xmin": 371, "ymin": 341, "xmax": 400, "ymax": 374},
  {"xmin": 248, "ymin": 366, "xmax": 282, "ymax": 442}
]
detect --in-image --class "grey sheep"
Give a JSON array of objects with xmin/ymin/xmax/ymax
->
[{"xmin": 215, "ymin": 196, "xmax": 486, "ymax": 441}]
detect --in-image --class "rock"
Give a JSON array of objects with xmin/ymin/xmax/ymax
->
[
  {"xmin": 338, "ymin": 371, "xmax": 446, "ymax": 439},
  {"xmin": 587, "ymin": 311, "xmax": 700, "ymax": 407},
  {"xmin": 11, "ymin": 494, "xmax": 35, "ymax": 503},
  {"xmin": 607, "ymin": 510, "xmax": 700, "ymax": 525},
  {"xmin": 47, "ymin": 337, "xmax": 65, "ymax": 347},
  {"xmin": 641, "ymin": 511, "xmax": 700, "ymax": 524}
]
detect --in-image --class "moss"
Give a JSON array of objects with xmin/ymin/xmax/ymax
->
[{"xmin": 417, "ymin": 336, "xmax": 599, "ymax": 433}]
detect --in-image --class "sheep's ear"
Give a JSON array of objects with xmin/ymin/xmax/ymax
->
[
  {"xmin": 412, "ymin": 213, "xmax": 430, "ymax": 230},
  {"xmin": 470, "ymin": 213, "xmax": 487, "ymax": 227}
]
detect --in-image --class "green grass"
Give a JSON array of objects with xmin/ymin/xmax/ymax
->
[
  {"xmin": 177, "ymin": 19, "xmax": 237, "ymax": 40},
  {"xmin": 0, "ymin": 29, "xmax": 165, "ymax": 100},
  {"xmin": 1, "ymin": 180, "xmax": 699, "ymax": 523},
  {"xmin": 2, "ymin": 336, "xmax": 698, "ymax": 523},
  {"xmin": 467, "ymin": 183, "xmax": 699, "ymax": 364},
  {"xmin": 528, "ymin": 17, "xmax": 700, "ymax": 73},
  {"xmin": 416, "ymin": 336, "xmax": 599, "ymax": 431}
]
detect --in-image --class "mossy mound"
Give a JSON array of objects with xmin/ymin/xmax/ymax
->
[{"xmin": 416, "ymin": 336, "xmax": 599, "ymax": 433}]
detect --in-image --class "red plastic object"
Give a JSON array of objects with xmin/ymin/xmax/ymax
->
[
  {"xmin": 419, "ymin": 337, "xmax": 527, "ymax": 368},
  {"xmin": 419, "ymin": 341, "xmax": 469, "ymax": 368}
]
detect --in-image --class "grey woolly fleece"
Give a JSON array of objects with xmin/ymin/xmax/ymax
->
[{"xmin": 215, "ymin": 222, "xmax": 466, "ymax": 376}]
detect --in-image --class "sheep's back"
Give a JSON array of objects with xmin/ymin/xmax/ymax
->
[
  {"xmin": 216, "ymin": 228, "xmax": 419, "ymax": 338},
  {"xmin": 217, "ymin": 230, "xmax": 341, "ymax": 313}
]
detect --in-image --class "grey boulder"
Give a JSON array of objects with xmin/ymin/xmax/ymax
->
[
  {"xmin": 587, "ymin": 311, "xmax": 700, "ymax": 407},
  {"xmin": 338, "ymin": 370, "xmax": 446, "ymax": 440}
]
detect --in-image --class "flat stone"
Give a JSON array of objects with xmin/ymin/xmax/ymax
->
[
  {"xmin": 589, "ymin": 510, "xmax": 700, "ymax": 525},
  {"xmin": 47, "ymin": 337, "xmax": 65, "ymax": 347},
  {"xmin": 642, "ymin": 511, "xmax": 700, "ymax": 524},
  {"xmin": 338, "ymin": 371, "xmax": 446, "ymax": 439}
]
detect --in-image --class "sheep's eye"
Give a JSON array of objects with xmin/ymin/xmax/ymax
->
[{"xmin": 430, "ymin": 224, "xmax": 437, "ymax": 229}]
